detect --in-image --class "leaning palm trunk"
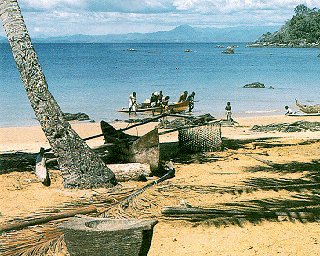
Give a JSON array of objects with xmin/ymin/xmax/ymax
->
[{"xmin": 0, "ymin": 0, "xmax": 116, "ymax": 188}]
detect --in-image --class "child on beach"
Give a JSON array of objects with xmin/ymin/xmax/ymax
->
[
  {"xmin": 225, "ymin": 102, "xmax": 232, "ymax": 121},
  {"xmin": 284, "ymin": 105, "xmax": 293, "ymax": 115},
  {"xmin": 129, "ymin": 92, "xmax": 137, "ymax": 115}
]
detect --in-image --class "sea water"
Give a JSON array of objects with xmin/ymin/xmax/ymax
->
[{"xmin": 1, "ymin": 42, "xmax": 320, "ymax": 127}]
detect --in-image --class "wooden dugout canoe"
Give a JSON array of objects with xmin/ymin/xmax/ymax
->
[
  {"xmin": 295, "ymin": 99, "xmax": 320, "ymax": 114},
  {"xmin": 117, "ymin": 100, "xmax": 190, "ymax": 114}
]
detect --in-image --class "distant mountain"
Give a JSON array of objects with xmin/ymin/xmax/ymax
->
[
  {"xmin": 31, "ymin": 25, "xmax": 280, "ymax": 43},
  {"xmin": 251, "ymin": 4, "xmax": 320, "ymax": 47}
]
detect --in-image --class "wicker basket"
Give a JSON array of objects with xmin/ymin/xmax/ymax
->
[
  {"xmin": 61, "ymin": 216, "xmax": 158, "ymax": 256},
  {"xmin": 178, "ymin": 122, "xmax": 222, "ymax": 152}
]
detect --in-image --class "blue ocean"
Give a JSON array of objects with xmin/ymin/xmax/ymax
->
[{"xmin": 1, "ymin": 42, "xmax": 320, "ymax": 127}]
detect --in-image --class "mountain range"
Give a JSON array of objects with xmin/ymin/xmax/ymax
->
[{"xmin": 0, "ymin": 25, "xmax": 280, "ymax": 43}]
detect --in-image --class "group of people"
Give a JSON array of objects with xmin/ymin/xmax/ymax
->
[
  {"xmin": 129, "ymin": 94, "xmax": 295, "ymax": 120},
  {"xmin": 128, "ymin": 90, "xmax": 196, "ymax": 115},
  {"xmin": 128, "ymin": 90, "xmax": 170, "ymax": 115}
]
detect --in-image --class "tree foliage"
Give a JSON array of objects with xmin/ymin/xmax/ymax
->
[{"xmin": 256, "ymin": 4, "xmax": 320, "ymax": 45}]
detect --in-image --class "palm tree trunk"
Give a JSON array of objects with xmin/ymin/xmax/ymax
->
[{"xmin": 0, "ymin": 0, "xmax": 116, "ymax": 188}]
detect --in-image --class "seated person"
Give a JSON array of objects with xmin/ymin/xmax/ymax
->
[{"xmin": 284, "ymin": 105, "xmax": 293, "ymax": 115}]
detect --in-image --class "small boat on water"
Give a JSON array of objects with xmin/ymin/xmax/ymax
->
[
  {"xmin": 118, "ymin": 100, "xmax": 190, "ymax": 114},
  {"xmin": 295, "ymin": 99, "xmax": 320, "ymax": 114}
]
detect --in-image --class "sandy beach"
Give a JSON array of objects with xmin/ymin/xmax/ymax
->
[{"xmin": 1, "ymin": 114, "xmax": 320, "ymax": 255}]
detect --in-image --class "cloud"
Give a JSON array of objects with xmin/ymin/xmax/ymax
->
[
  {"xmin": 18, "ymin": 0, "xmax": 320, "ymax": 14},
  {"xmin": 85, "ymin": 0, "xmax": 174, "ymax": 13},
  {"xmin": 1, "ymin": 0, "xmax": 319, "ymax": 37},
  {"xmin": 19, "ymin": 0, "xmax": 174, "ymax": 13},
  {"xmin": 172, "ymin": 0, "xmax": 320, "ymax": 13},
  {"xmin": 19, "ymin": 0, "xmax": 86, "ymax": 10}
]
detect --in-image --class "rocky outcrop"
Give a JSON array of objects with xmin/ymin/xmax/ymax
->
[
  {"xmin": 248, "ymin": 5, "xmax": 320, "ymax": 48},
  {"xmin": 243, "ymin": 82, "xmax": 265, "ymax": 88},
  {"xmin": 63, "ymin": 112, "xmax": 90, "ymax": 121},
  {"xmin": 222, "ymin": 46, "xmax": 234, "ymax": 54}
]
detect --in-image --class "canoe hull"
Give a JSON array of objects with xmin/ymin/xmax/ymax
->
[
  {"xmin": 295, "ymin": 99, "xmax": 320, "ymax": 114},
  {"xmin": 118, "ymin": 100, "xmax": 190, "ymax": 114},
  {"xmin": 288, "ymin": 113, "xmax": 320, "ymax": 116}
]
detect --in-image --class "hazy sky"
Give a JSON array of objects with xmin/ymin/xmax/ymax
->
[{"xmin": 1, "ymin": 0, "xmax": 319, "ymax": 37}]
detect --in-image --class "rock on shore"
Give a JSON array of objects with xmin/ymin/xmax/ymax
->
[
  {"xmin": 243, "ymin": 82, "xmax": 265, "ymax": 88},
  {"xmin": 63, "ymin": 112, "xmax": 90, "ymax": 121}
]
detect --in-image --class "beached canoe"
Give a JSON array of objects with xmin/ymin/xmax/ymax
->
[
  {"xmin": 295, "ymin": 99, "xmax": 320, "ymax": 114},
  {"xmin": 288, "ymin": 112, "xmax": 320, "ymax": 117},
  {"xmin": 61, "ymin": 216, "xmax": 158, "ymax": 256},
  {"xmin": 118, "ymin": 100, "xmax": 190, "ymax": 114}
]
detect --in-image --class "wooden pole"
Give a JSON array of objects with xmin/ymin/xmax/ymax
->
[{"xmin": 0, "ymin": 206, "xmax": 97, "ymax": 233}]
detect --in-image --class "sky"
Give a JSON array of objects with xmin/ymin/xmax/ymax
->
[{"xmin": 1, "ymin": 0, "xmax": 320, "ymax": 37}]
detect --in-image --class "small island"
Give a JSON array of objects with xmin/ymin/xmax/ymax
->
[
  {"xmin": 222, "ymin": 46, "xmax": 235, "ymax": 54},
  {"xmin": 247, "ymin": 4, "xmax": 320, "ymax": 48},
  {"xmin": 243, "ymin": 82, "xmax": 265, "ymax": 88}
]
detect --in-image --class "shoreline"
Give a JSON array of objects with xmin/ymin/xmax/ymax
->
[
  {"xmin": 1, "ymin": 114, "xmax": 320, "ymax": 153},
  {"xmin": 0, "ymin": 110, "xmax": 294, "ymax": 129}
]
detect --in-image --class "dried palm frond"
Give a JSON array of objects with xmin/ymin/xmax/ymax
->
[
  {"xmin": 0, "ymin": 186, "xmax": 138, "ymax": 256},
  {"xmin": 0, "ymin": 224, "xmax": 68, "ymax": 256}
]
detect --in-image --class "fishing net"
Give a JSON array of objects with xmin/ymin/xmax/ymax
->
[{"xmin": 178, "ymin": 122, "xmax": 222, "ymax": 152}]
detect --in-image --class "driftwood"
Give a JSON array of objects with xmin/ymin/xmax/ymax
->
[
  {"xmin": 107, "ymin": 163, "xmax": 151, "ymax": 182},
  {"xmin": 0, "ymin": 206, "xmax": 97, "ymax": 234}
]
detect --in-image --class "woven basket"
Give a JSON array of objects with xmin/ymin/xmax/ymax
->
[
  {"xmin": 178, "ymin": 122, "xmax": 222, "ymax": 152},
  {"xmin": 61, "ymin": 217, "xmax": 158, "ymax": 256}
]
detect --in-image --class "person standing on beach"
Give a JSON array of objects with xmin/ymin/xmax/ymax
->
[
  {"xmin": 158, "ymin": 91, "xmax": 163, "ymax": 106},
  {"xmin": 162, "ymin": 96, "xmax": 170, "ymax": 111},
  {"xmin": 187, "ymin": 91, "xmax": 196, "ymax": 112},
  {"xmin": 225, "ymin": 102, "xmax": 232, "ymax": 121},
  {"xmin": 129, "ymin": 92, "xmax": 137, "ymax": 115}
]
